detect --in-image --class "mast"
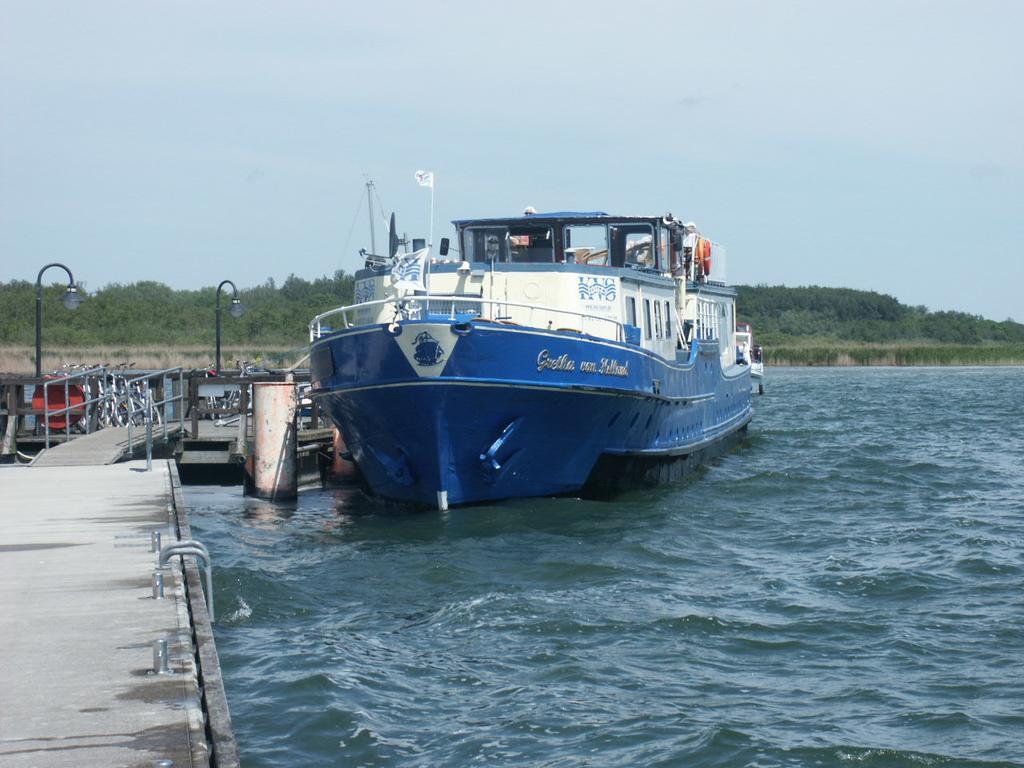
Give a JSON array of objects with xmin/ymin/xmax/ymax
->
[{"xmin": 366, "ymin": 178, "xmax": 377, "ymax": 255}]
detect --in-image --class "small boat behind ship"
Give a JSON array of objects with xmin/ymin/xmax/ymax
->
[
  {"xmin": 309, "ymin": 210, "xmax": 755, "ymax": 510},
  {"xmin": 735, "ymin": 322, "xmax": 765, "ymax": 394}
]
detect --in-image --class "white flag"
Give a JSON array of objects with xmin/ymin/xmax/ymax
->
[
  {"xmin": 414, "ymin": 170, "xmax": 434, "ymax": 188},
  {"xmin": 391, "ymin": 248, "xmax": 429, "ymax": 291}
]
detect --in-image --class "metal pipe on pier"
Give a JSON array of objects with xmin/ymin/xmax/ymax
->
[{"xmin": 251, "ymin": 381, "xmax": 298, "ymax": 500}]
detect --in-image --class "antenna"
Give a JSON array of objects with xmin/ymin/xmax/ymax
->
[{"xmin": 366, "ymin": 178, "xmax": 377, "ymax": 256}]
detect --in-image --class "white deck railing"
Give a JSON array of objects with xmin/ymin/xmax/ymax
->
[{"xmin": 309, "ymin": 294, "xmax": 624, "ymax": 342}]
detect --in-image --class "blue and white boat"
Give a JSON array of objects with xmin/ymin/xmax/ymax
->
[{"xmin": 309, "ymin": 211, "xmax": 754, "ymax": 510}]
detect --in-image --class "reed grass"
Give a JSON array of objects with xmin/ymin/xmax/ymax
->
[
  {"xmin": 765, "ymin": 343, "xmax": 1024, "ymax": 366},
  {"xmin": 0, "ymin": 345, "xmax": 308, "ymax": 374}
]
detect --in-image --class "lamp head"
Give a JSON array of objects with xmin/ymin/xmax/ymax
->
[
  {"xmin": 229, "ymin": 298, "xmax": 245, "ymax": 318},
  {"xmin": 62, "ymin": 284, "xmax": 82, "ymax": 310}
]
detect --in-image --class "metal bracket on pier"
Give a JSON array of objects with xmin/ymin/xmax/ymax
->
[{"xmin": 158, "ymin": 539, "xmax": 215, "ymax": 623}]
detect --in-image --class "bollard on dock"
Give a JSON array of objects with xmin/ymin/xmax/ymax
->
[
  {"xmin": 251, "ymin": 381, "xmax": 298, "ymax": 500},
  {"xmin": 152, "ymin": 638, "xmax": 171, "ymax": 675}
]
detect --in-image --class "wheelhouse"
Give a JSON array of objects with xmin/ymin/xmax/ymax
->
[{"xmin": 454, "ymin": 212, "xmax": 677, "ymax": 273}]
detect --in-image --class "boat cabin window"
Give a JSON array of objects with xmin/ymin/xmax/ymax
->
[
  {"xmin": 658, "ymin": 226, "xmax": 674, "ymax": 273},
  {"xmin": 463, "ymin": 225, "xmax": 554, "ymax": 264},
  {"xmin": 563, "ymin": 224, "xmax": 609, "ymax": 266},
  {"xmin": 609, "ymin": 224, "xmax": 655, "ymax": 269}
]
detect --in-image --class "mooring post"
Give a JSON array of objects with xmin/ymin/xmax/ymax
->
[
  {"xmin": 235, "ymin": 381, "xmax": 249, "ymax": 457},
  {"xmin": 152, "ymin": 638, "xmax": 171, "ymax": 675},
  {"xmin": 330, "ymin": 426, "xmax": 357, "ymax": 481},
  {"xmin": 251, "ymin": 381, "xmax": 298, "ymax": 500}
]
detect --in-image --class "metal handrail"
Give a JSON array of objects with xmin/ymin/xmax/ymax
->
[
  {"xmin": 158, "ymin": 540, "xmax": 215, "ymax": 622},
  {"xmin": 41, "ymin": 366, "xmax": 187, "ymax": 450},
  {"xmin": 43, "ymin": 366, "xmax": 107, "ymax": 449},
  {"xmin": 123, "ymin": 368, "xmax": 186, "ymax": 461},
  {"xmin": 310, "ymin": 294, "xmax": 624, "ymax": 342},
  {"xmin": 123, "ymin": 366, "xmax": 185, "ymax": 387}
]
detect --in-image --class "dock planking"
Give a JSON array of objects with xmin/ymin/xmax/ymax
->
[
  {"xmin": 0, "ymin": 460, "xmax": 235, "ymax": 767},
  {"xmin": 30, "ymin": 424, "xmax": 182, "ymax": 467}
]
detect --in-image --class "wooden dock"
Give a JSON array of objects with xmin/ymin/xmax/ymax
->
[
  {"xmin": 30, "ymin": 424, "xmax": 182, "ymax": 467},
  {"xmin": 0, "ymin": 460, "xmax": 238, "ymax": 767},
  {"xmin": 2, "ymin": 369, "xmax": 335, "ymax": 485}
]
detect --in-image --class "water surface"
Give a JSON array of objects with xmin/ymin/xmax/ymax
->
[{"xmin": 188, "ymin": 367, "xmax": 1024, "ymax": 766}]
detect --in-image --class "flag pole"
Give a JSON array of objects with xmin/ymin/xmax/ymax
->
[
  {"xmin": 414, "ymin": 170, "xmax": 436, "ymax": 295},
  {"xmin": 427, "ymin": 175, "xmax": 435, "ymax": 293}
]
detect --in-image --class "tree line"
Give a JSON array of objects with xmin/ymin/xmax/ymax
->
[
  {"xmin": 0, "ymin": 273, "xmax": 355, "ymax": 347},
  {"xmin": 0, "ymin": 276, "xmax": 1019, "ymax": 349},
  {"xmin": 735, "ymin": 285, "xmax": 1024, "ymax": 346}
]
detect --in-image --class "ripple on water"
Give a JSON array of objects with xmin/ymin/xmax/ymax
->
[{"xmin": 188, "ymin": 368, "xmax": 1024, "ymax": 767}]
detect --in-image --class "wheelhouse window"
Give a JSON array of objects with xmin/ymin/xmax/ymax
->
[
  {"xmin": 626, "ymin": 296, "xmax": 637, "ymax": 327},
  {"xmin": 463, "ymin": 225, "xmax": 554, "ymax": 264},
  {"xmin": 658, "ymin": 226, "xmax": 673, "ymax": 272},
  {"xmin": 609, "ymin": 224, "xmax": 655, "ymax": 268},
  {"xmin": 664, "ymin": 301, "xmax": 673, "ymax": 339},
  {"xmin": 644, "ymin": 299, "xmax": 652, "ymax": 339},
  {"xmin": 564, "ymin": 224, "xmax": 609, "ymax": 266},
  {"xmin": 654, "ymin": 301, "xmax": 663, "ymax": 338}
]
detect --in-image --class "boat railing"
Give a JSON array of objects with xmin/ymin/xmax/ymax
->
[{"xmin": 310, "ymin": 294, "xmax": 624, "ymax": 342}]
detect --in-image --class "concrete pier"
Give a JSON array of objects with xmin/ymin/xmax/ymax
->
[{"xmin": 0, "ymin": 460, "xmax": 237, "ymax": 767}]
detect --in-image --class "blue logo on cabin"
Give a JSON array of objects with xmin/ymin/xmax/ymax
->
[
  {"xmin": 578, "ymin": 277, "xmax": 617, "ymax": 301},
  {"xmin": 354, "ymin": 281, "xmax": 375, "ymax": 303},
  {"xmin": 413, "ymin": 331, "xmax": 445, "ymax": 366}
]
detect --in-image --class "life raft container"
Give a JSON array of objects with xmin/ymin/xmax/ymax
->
[
  {"xmin": 698, "ymin": 238, "xmax": 712, "ymax": 276},
  {"xmin": 31, "ymin": 376, "xmax": 86, "ymax": 430}
]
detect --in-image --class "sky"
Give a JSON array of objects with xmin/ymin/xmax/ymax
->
[{"xmin": 1, "ymin": 0, "xmax": 1021, "ymax": 320}]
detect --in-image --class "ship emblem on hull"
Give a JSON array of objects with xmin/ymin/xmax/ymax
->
[{"xmin": 413, "ymin": 331, "xmax": 445, "ymax": 366}]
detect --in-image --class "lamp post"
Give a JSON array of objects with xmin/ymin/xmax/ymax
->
[
  {"xmin": 215, "ymin": 280, "xmax": 245, "ymax": 375},
  {"xmin": 35, "ymin": 263, "xmax": 81, "ymax": 378}
]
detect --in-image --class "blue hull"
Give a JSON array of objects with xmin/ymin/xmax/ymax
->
[{"xmin": 310, "ymin": 320, "xmax": 753, "ymax": 507}]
